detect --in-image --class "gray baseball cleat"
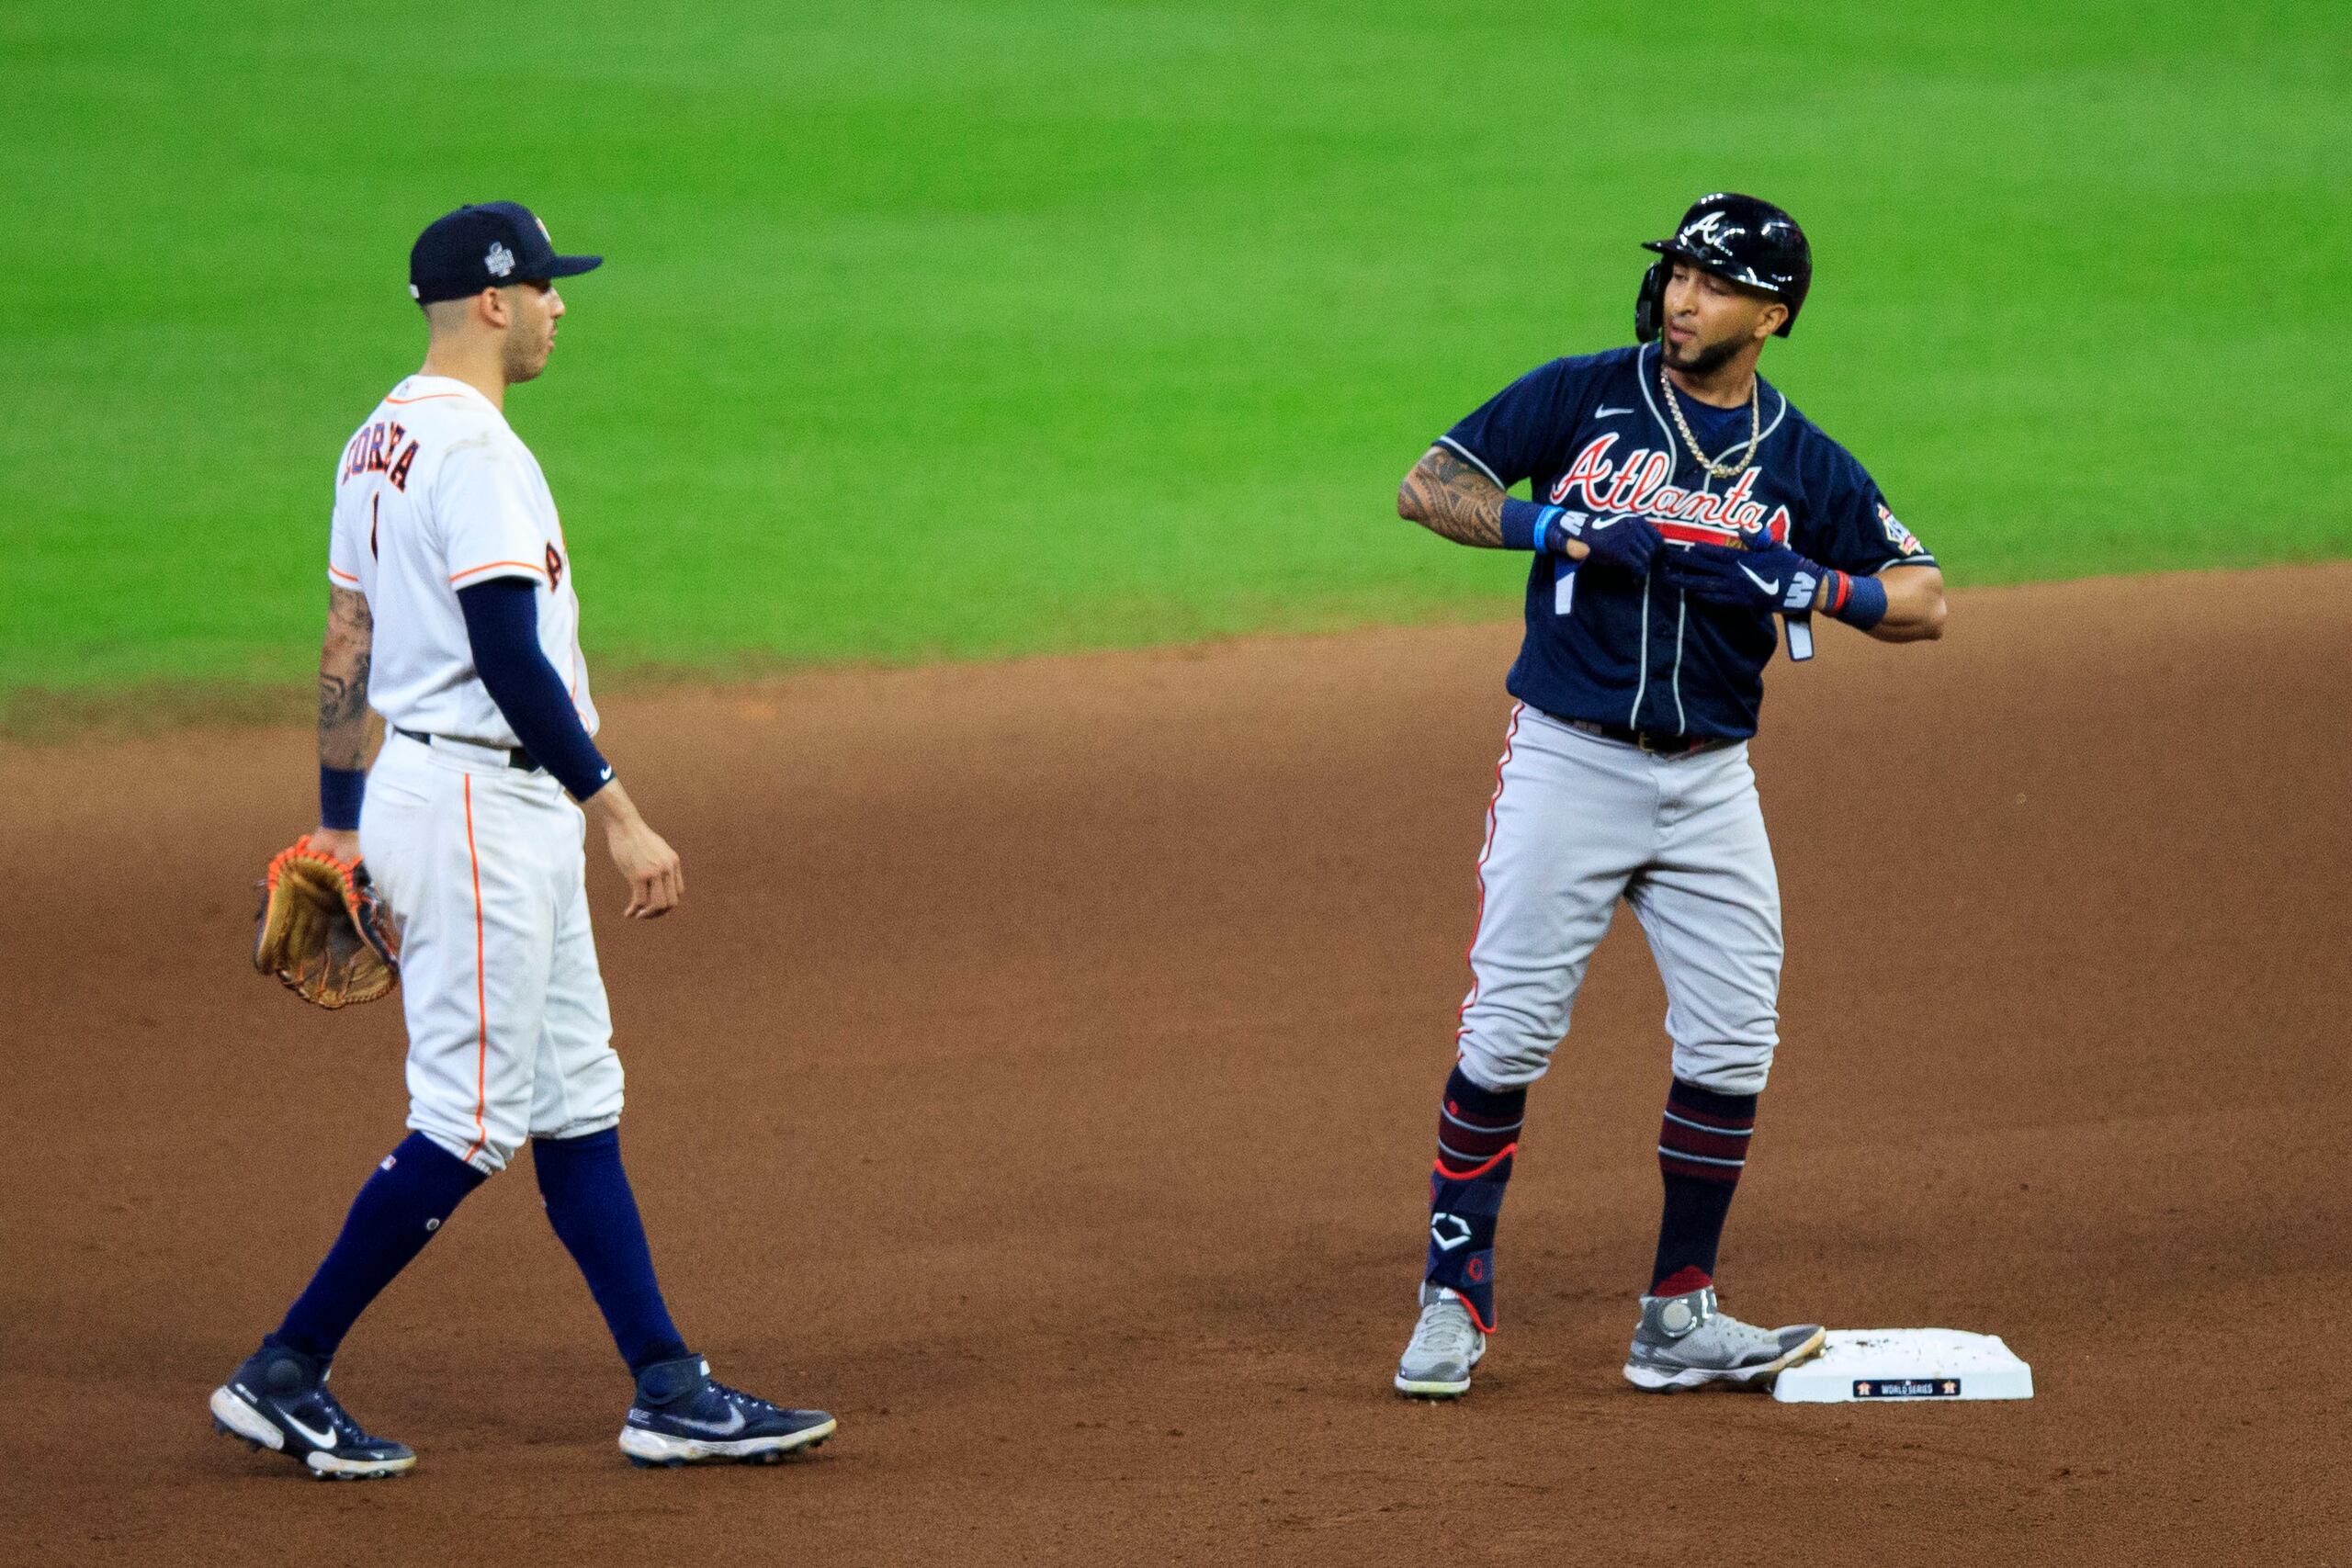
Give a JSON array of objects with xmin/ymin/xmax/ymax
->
[
  {"xmin": 1395, "ymin": 1282, "xmax": 1486, "ymax": 1398},
  {"xmin": 1623, "ymin": 1285, "xmax": 1825, "ymax": 1392}
]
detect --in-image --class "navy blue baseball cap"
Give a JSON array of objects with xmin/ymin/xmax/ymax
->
[{"xmin": 408, "ymin": 201, "xmax": 602, "ymax": 305}]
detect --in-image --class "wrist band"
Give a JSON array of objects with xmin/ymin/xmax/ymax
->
[
  {"xmin": 1822, "ymin": 570, "xmax": 1889, "ymax": 631},
  {"xmin": 1499, "ymin": 499, "xmax": 1557, "ymax": 552},
  {"xmin": 320, "ymin": 764, "xmax": 367, "ymax": 831}
]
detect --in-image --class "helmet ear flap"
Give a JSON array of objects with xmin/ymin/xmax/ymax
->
[{"xmin": 1634, "ymin": 260, "xmax": 1668, "ymax": 344}]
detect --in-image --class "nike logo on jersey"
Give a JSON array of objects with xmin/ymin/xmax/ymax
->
[
  {"xmin": 599, "ymin": 765, "xmax": 614, "ymax": 782},
  {"xmin": 666, "ymin": 1405, "xmax": 748, "ymax": 1437},
  {"xmin": 1594, "ymin": 405, "xmax": 1634, "ymax": 419}
]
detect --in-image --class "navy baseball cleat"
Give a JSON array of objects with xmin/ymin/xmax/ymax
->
[
  {"xmin": 619, "ymin": 1354, "xmax": 835, "ymax": 1467},
  {"xmin": 209, "ymin": 1344, "xmax": 416, "ymax": 1479}
]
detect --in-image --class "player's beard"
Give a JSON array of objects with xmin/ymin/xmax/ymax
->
[
  {"xmin": 502, "ymin": 318, "xmax": 551, "ymax": 384},
  {"xmin": 1664, "ymin": 330, "xmax": 1746, "ymax": 378}
]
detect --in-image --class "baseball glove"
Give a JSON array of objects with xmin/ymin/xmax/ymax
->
[{"xmin": 252, "ymin": 836, "xmax": 401, "ymax": 1009}]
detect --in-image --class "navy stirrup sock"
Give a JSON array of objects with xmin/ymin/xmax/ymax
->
[
  {"xmin": 1424, "ymin": 1064, "xmax": 1526, "ymax": 1332},
  {"xmin": 1650, "ymin": 1078, "xmax": 1758, "ymax": 1295},
  {"xmin": 532, "ymin": 1127, "xmax": 690, "ymax": 1373},
  {"xmin": 272, "ymin": 1132, "xmax": 486, "ymax": 1361}
]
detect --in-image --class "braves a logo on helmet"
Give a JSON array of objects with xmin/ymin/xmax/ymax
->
[{"xmin": 1679, "ymin": 209, "xmax": 1736, "ymax": 254}]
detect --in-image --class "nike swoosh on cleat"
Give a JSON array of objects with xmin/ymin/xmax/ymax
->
[
  {"xmin": 1595, "ymin": 405, "xmax": 1634, "ymax": 418},
  {"xmin": 280, "ymin": 1411, "xmax": 339, "ymax": 1450},
  {"xmin": 1739, "ymin": 566, "xmax": 1781, "ymax": 594},
  {"xmin": 668, "ymin": 1406, "xmax": 748, "ymax": 1437}
]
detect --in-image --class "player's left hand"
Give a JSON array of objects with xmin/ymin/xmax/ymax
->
[
  {"xmin": 252, "ymin": 834, "xmax": 401, "ymax": 1008},
  {"xmin": 308, "ymin": 826, "xmax": 362, "ymax": 862},
  {"xmin": 1662, "ymin": 540, "xmax": 1821, "ymax": 613}
]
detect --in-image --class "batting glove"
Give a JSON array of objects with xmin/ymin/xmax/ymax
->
[
  {"xmin": 1664, "ymin": 541, "xmax": 1888, "ymax": 628},
  {"xmin": 1552, "ymin": 511, "xmax": 1664, "ymax": 577}
]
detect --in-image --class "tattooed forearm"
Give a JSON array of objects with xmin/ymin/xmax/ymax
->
[
  {"xmin": 319, "ymin": 584, "xmax": 375, "ymax": 771},
  {"xmin": 1396, "ymin": 445, "xmax": 1506, "ymax": 547}
]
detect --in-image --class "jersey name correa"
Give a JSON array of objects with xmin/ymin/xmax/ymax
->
[
  {"xmin": 1439, "ymin": 344, "xmax": 1936, "ymax": 739},
  {"xmin": 327, "ymin": 375, "xmax": 596, "ymax": 746}
]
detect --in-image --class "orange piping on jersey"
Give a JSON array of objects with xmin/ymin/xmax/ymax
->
[
  {"xmin": 460, "ymin": 775, "xmax": 491, "ymax": 1168},
  {"xmin": 384, "ymin": 392, "xmax": 470, "ymax": 405},
  {"xmin": 448, "ymin": 560, "xmax": 550, "ymax": 584},
  {"xmin": 328, "ymin": 566, "xmax": 361, "ymax": 585}
]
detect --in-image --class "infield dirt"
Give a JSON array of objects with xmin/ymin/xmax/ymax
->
[{"xmin": 4, "ymin": 567, "xmax": 2346, "ymax": 1566}]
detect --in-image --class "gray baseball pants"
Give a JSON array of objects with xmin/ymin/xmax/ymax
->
[{"xmin": 1453, "ymin": 703, "xmax": 1781, "ymax": 1096}]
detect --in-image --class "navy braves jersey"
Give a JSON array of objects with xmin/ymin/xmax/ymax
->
[{"xmin": 1438, "ymin": 343, "xmax": 1937, "ymax": 739}]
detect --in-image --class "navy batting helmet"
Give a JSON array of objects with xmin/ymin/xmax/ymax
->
[{"xmin": 1634, "ymin": 193, "xmax": 1812, "ymax": 343}]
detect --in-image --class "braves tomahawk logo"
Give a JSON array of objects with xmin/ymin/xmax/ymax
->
[{"xmin": 1545, "ymin": 434, "xmax": 1792, "ymax": 547}]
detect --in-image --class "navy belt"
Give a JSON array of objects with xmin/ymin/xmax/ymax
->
[
  {"xmin": 1554, "ymin": 716, "xmax": 1738, "ymax": 758},
  {"xmin": 394, "ymin": 727, "xmax": 542, "ymax": 773}
]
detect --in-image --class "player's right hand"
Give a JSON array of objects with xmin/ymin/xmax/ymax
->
[
  {"xmin": 606, "ymin": 817, "xmax": 684, "ymax": 919},
  {"xmin": 1577, "ymin": 514, "xmax": 1664, "ymax": 577},
  {"xmin": 583, "ymin": 779, "xmax": 684, "ymax": 918}
]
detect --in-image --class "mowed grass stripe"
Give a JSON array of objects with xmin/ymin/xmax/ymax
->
[{"xmin": 2, "ymin": 0, "xmax": 2346, "ymax": 699}]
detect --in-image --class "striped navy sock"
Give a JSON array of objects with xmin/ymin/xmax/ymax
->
[
  {"xmin": 1435, "ymin": 1063, "xmax": 1525, "ymax": 1175},
  {"xmin": 1425, "ymin": 1064, "xmax": 1526, "ymax": 1331},
  {"xmin": 1649, "ymin": 1078, "xmax": 1758, "ymax": 1296}
]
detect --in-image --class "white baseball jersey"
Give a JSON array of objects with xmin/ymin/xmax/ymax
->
[{"xmin": 327, "ymin": 374, "xmax": 597, "ymax": 746}]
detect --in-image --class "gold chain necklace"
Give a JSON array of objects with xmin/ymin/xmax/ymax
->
[{"xmin": 1658, "ymin": 356, "xmax": 1760, "ymax": 480}]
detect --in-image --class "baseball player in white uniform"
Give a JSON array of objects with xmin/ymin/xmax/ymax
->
[{"xmin": 209, "ymin": 202, "xmax": 833, "ymax": 1477}]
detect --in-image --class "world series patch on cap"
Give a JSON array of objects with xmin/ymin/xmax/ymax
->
[{"xmin": 408, "ymin": 201, "xmax": 602, "ymax": 305}]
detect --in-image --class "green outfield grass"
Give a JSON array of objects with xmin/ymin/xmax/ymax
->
[{"xmin": 3, "ymin": 0, "xmax": 2346, "ymax": 710}]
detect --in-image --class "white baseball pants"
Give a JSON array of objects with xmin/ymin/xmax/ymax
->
[{"xmin": 360, "ymin": 731, "xmax": 624, "ymax": 1175}]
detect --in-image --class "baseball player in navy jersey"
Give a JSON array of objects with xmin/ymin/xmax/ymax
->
[
  {"xmin": 1390, "ymin": 194, "xmax": 1947, "ymax": 1398},
  {"xmin": 209, "ymin": 203, "xmax": 833, "ymax": 1475}
]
